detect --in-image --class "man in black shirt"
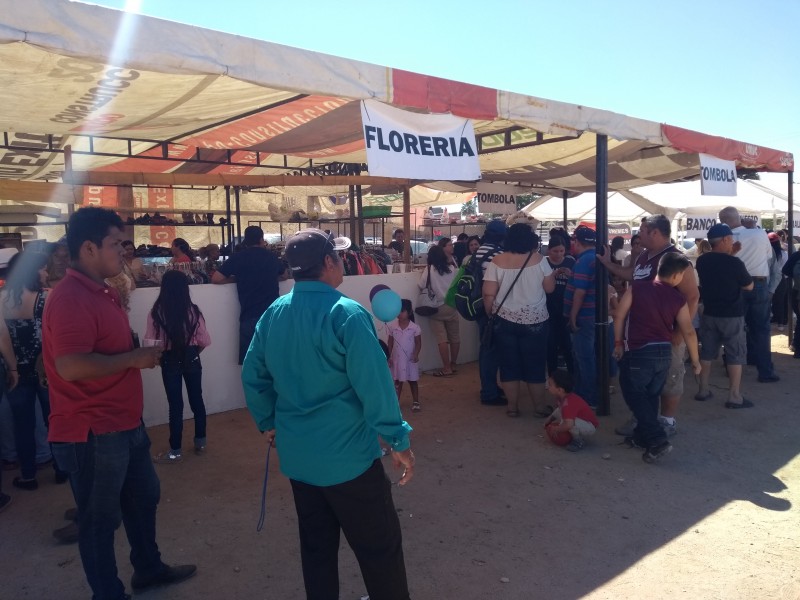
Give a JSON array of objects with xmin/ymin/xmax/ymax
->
[
  {"xmin": 212, "ymin": 226, "xmax": 286, "ymax": 364},
  {"xmin": 695, "ymin": 223, "xmax": 754, "ymax": 408},
  {"xmin": 387, "ymin": 228, "xmax": 412, "ymax": 258}
]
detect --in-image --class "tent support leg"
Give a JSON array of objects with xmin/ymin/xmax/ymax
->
[
  {"xmin": 224, "ymin": 186, "xmax": 232, "ymax": 252},
  {"xmin": 348, "ymin": 185, "xmax": 356, "ymax": 243},
  {"xmin": 356, "ymin": 184, "xmax": 364, "ymax": 245},
  {"xmin": 403, "ymin": 187, "xmax": 411, "ymax": 264},
  {"xmin": 595, "ymin": 135, "xmax": 610, "ymax": 416},
  {"xmin": 788, "ymin": 171, "xmax": 795, "ymax": 347},
  {"xmin": 562, "ymin": 190, "xmax": 568, "ymax": 229},
  {"xmin": 234, "ymin": 187, "xmax": 242, "ymax": 246}
]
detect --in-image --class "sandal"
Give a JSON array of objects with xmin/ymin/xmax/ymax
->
[
  {"xmin": 533, "ymin": 405, "xmax": 554, "ymax": 418},
  {"xmin": 431, "ymin": 370, "xmax": 454, "ymax": 377},
  {"xmin": 506, "ymin": 409, "xmax": 520, "ymax": 418},
  {"xmin": 694, "ymin": 390, "xmax": 713, "ymax": 401}
]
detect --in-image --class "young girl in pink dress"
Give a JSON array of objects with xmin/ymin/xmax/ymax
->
[{"xmin": 388, "ymin": 299, "xmax": 423, "ymax": 412}]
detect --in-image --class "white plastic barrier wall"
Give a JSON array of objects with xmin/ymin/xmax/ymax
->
[{"xmin": 129, "ymin": 273, "xmax": 479, "ymax": 426}]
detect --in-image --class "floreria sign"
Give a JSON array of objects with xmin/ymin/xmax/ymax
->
[
  {"xmin": 361, "ymin": 99, "xmax": 479, "ymax": 180},
  {"xmin": 699, "ymin": 153, "xmax": 737, "ymax": 196}
]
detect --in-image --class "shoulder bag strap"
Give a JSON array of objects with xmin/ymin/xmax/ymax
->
[{"xmin": 493, "ymin": 251, "xmax": 534, "ymax": 316}]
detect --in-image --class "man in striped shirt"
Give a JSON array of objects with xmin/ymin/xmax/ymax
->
[{"xmin": 564, "ymin": 226, "xmax": 597, "ymax": 408}]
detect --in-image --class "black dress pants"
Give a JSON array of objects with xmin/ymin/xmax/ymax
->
[{"xmin": 290, "ymin": 459, "xmax": 410, "ymax": 600}]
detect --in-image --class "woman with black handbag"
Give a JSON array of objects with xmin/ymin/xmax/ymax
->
[
  {"xmin": 482, "ymin": 224, "xmax": 556, "ymax": 417},
  {"xmin": 417, "ymin": 245, "xmax": 460, "ymax": 377}
]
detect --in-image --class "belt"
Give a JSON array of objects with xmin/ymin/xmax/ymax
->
[{"xmin": 751, "ymin": 276, "xmax": 767, "ymax": 282}]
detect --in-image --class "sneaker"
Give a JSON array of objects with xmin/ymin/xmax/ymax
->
[
  {"xmin": 642, "ymin": 441, "xmax": 672, "ymax": 464},
  {"xmin": 623, "ymin": 436, "xmax": 645, "ymax": 449},
  {"xmin": 566, "ymin": 438, "xmax": 585, "ymax": 452},
  {"xmin": 53, "ymin": 521, "xmax": 79, "ymax": 544},
  {"xmin": 12, "ymin": 477, "xmax": 38, "ymax": 491},
  {"xmin": 194, "ymin": 445, "xmax": 206, "ymax": 456},
  {"xmin": 658, "ymin": 417, "xmax": 677, "ymax": 437},
  {"xmin": 411, "ymin": 402, "xmax": 421, "ymax": 412},
  {"xmin": 615, "ymin": 417, "xmax": 637, "ymax": 437},
  {"xmin": 0, "ymin": 493, "xmax": 11, "ymax": 513},
  {"xmin": 153, "ymin": 451, "xmax": 182, "ymax": 464},
  {"xmin": 131, "ymin": 564, "xmax": 197, "ymax": 592},
  {"xmin": 757, "ymin": 374, "xmax": 780, "ymax": 383}
]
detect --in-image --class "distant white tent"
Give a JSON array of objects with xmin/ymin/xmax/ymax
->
[
  {"xmin": 521, "ymin": 190, "xmax": 672, "ymax": 223},
  {"xmin": 631, "ymin": 179, "xmax": 799, "ymax": 217},
  {"xmin": 522, "ymin": 179, "xmax": 798, "ymax": 226}
]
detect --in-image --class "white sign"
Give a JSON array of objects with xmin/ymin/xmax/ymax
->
[
  {"xmin": 361, "ymin": 99, "xmax": 480, "ymax": 180},
  {"xmin": 685, "ymin": 211, "xmax": 760, "ymax": 238},
  {"xmin": 475, "ymin": 182, "xmax": 525, "ymax": 215},
  {"xmin": 699, "ymin": 153, "xmax": 737, "ymax": 196}
]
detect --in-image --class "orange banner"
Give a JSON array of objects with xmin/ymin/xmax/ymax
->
[{"xmin": 147, "ymin": 187, "xmax": 176, "ymax": 247}]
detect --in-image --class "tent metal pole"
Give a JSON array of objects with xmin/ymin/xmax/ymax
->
[
  {"xmin": 595, "ymin": 135, "xmax": 610, "ymax": 416},
  {"xmin": 224, "ymin": 186, "xmax": 232, "ymax": 252},
  {"xmin": 348, "ymin": 185, "xmax": 356, "ymax": 243},
  {"xmin": 788, "ymin": 171, "xmax": 795, "ymax": 344},
  {"xmin": 356, "ymin": 184, "xmax": 365, "ymax": 245},
  {"xmin": 403, "ymin": 186, "xmax": 411, "ymax": 264},
  {"xmin": 562, "ymin": 190, "xmax": 568, "ymax": 229},
  {"xmin": 234, "ymin": 187, "xmax": 242, "ymax": 246}
]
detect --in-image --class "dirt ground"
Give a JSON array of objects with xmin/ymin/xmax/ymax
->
[{"xmin": 3, "ymin": 330, "xmax": 799, "ymax": 600}]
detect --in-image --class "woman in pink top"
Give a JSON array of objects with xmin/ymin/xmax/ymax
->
[{"xmin": 146, "ymin": 270, "xmax": 211, "ymax": 463}]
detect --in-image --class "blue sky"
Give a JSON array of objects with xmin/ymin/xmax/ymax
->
[{"xmin": 90, "ymin": 0, "xmax": 799, "ymax": 183}]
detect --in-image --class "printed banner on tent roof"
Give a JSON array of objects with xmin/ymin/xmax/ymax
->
[
  {"xmin": 476, "ymin": 182, "xmax": 525, "ymax": 215},
  {"xmin": 361, "ymin": 99, "xmax": 479, "ymax": 180},
  {"xmin": 684, "ymin": 210, "xmax": 760, "ymax": 238},
  {"xmin": 699, "ymin": 154, "xmax": 737, "ymax": 196}
]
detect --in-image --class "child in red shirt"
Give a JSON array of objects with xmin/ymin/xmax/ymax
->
[{"xmin": 544, "ymin": 369, "xmax": 599, "ymax": 452}]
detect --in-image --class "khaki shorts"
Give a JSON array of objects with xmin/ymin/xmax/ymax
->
[
  {"xmin": 662, "ymin": 341, "xmax": 686, "ymax": 397},
  {"xmin": 428, "ymin": 304, "xmax": 460, "ymax": 345}
]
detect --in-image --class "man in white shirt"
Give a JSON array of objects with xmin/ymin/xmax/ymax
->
[{"xmin": 718, "ymin": 207, "xmax": 779, "ymax": 383}]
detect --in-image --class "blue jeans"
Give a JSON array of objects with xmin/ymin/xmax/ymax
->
[
  {"xmin": 743, "ymin": 281, "xmax": 774, "ymax": 378},
  {"xmin": 619, "ymin": 343, "xmax": 671, "ymax": 449},
  {"xmin": 52, "ymin": 424, "xmax": 165, "ymax": 600},
  {"xmin": 494, "ymin": 318, "xmax": 549, "ymax": 383},
  {"xmin": 239, "ymin": 316, "xmax": 260, "ymax": 365},
  {"xmin": 161, "ymin": 347, "xmax": 207, "ymax": 452},
  {"xmin": 546, "ymin": 313, "xmax": 573, "ymax": 376},
  {"xmin": 476, "ymin": 313, "xmax": 503, "ymax": 401},
  {"xmin": 571, "ymin": 321, "xmax": 597, "ymax": 408},
  {"xmin": 7, "ymin": 378, "xmax": 51, "ymax": 480}
]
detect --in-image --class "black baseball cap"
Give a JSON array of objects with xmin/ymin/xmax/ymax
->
[{"xmin": 286, "ymin": 229, "xmax": 351, "ymax": 273}]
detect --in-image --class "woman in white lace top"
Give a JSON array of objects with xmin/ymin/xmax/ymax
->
[{"xmin": 483, "ymin": 224, "xmax": 555, "ymax": 417}]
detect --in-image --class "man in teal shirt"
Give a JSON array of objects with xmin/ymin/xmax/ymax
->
[{"xmin": 242, "ymin": 228, "xmax": 415, "ymax": 600}]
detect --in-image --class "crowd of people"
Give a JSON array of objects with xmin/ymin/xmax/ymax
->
[
  {"xmin": 0, "ymin": 204, "xmax": 797, "ymax": 598},
  {"xmin": 403, "ymin": 209, "xmax": 796, "ymax": 465}
]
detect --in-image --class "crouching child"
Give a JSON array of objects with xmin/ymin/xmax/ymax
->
[{"xmin": 544, "ymin": 369, "xmax": 598, "ymax": 452}]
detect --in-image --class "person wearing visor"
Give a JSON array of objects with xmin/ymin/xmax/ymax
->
[{"xmin": 242, "ymin": 228, "xmax": 415, "ymax": 600}]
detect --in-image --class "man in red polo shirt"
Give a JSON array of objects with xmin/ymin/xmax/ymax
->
[{"xmin": 44, "ymin": 207, "xmax": 196, "ymax": 600}]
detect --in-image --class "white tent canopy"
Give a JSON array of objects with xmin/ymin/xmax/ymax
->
[
  {"xmin": 521, "ymin": 178, "xmax": 799, "ymax": 226},
  {"xmin": 522, "ymin": 192, "xmax": 655, "ymax": 222},
  {"xmin": 631, "ymin": 179, "xmax": 800, "ymax": 217}
]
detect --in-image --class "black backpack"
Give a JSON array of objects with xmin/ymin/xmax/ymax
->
[{"xmin": 454, "ymin": 247, "xmax": 500, "ymax": 321}]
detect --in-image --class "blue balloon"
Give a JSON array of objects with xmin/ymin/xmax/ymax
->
[
  {"xmin": 369, "ymin": 284, "xmax": 390, "ymax": 302},
  {"xmin": 371, "ymin": 288, "xmax": 401, "ymax": 322}
]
